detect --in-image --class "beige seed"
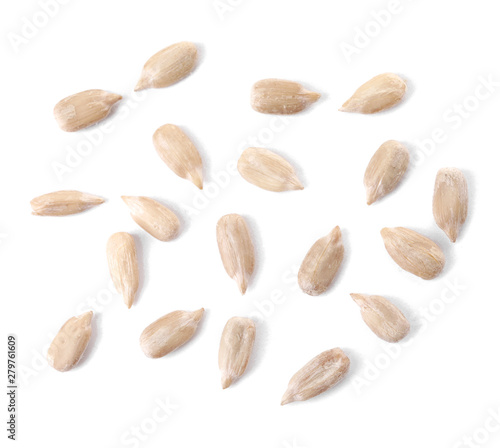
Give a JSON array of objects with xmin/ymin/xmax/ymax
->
[
  {"xmin": 140, "ymin": 308, "xmax": 204, "ymax": 358},
  {"xmin": 251, "ymin": 79, "xmax": 320, "ymax": 114},
  {"xmin": 107, "ymin": 232, "xmax": 139, "ymax": 309},
  {"xmin": 340, "ymin": 73, "xmax": 406, "ymax": 114},
  {"xmin": 47, "ymin": 311, "xmax": 93, "ymax": 372},
  {"xmin": 54, "ymin": 89, "xmax": 122, "ymax": 132},
  {"xmin": 122, "ymin": 196, "xmax": 180, "ymax": 242},
  {"xmin": 351, "ymin": 293, "xmax": 410, "ymax": 343},
  {"xmin": 381, "ymin": 227, "xmax": 445, "ymax": 280},
  {"xmin": 216, "ymin": 214, "xmax": 255, "ymax": 295},
  {"xmin": 298, "ymin": 226, "xmax": 344, "ymax": 296},
  {"xmin": 281, "ymin": 348, "xmax": 350, "ymax": 405},
  {"xmin": 364, "ymin": 140, "xmax": 409, "ymax": 205},
  {"xmin": 135, "ymin": 42, "xmax": 197, "ymax": 91},
  {"xmin": 433, "ymin": 168, "xmax": 468, "ymax": 242},
  {"xmin": 30, "ymin": 190, "xmax": 104, "ymax": 216},
  {"xmin": 153, "ymin": 124, "xmax": 203, "ymax": 189},
  {"xmin": 237, "ymin": 147, "xmax": 303, "ymax": 192},
  {"xmin": 219, "ymin": 317, "xmax": 256, "ymax": 389}
]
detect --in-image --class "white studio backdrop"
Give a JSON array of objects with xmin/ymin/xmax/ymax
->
[{"xmin": 1, "ymin": 1, "xmax": 499, "ymax": 447}]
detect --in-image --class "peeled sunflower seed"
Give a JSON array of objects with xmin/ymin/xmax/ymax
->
[
  {"xmin": 135, "ymin": 41, "xmax": 197, "ymax": 91},
  {"xmin": 140, "ymin": 308, "xmax": 204, "ymax": 358},
  {"xmin": 340, "ymin": 73, "xmax": 406, "ymax": 114},
  {"xmin": 30, "ymin": 190, "xmax": 104, "ymax": 216},
  {"xmin": 219, "ymin": 317, "xmax": 256, "ymax": 389},
  {"xmin": 122, "ymin": 196, "xmax": 180, "ymax": 242},
  {"xmin": 433, "ymin": 168, "xmax": 468, "ymax": 243},
  {"xmin": 281, "ymin": 348, "xmax": 350, "ymax": 405},
  {"xmin": 351, "ymin": 293, "xmax": 410, "ymax": 343},
  {"xmin": 216, "ymin": 214, "xmax": 255, "ymax": 295},
  {"xmin": 153, "ymin": 124, "xmax": 203, "ymax": 189},
  {"xmin": 251, "ymin": 79, "xmax": 320, "ymax": 114},
  {"xmin": 381, "ymin": 227, "xmax": 445, "ymax": 280},
  {"xmin": 47, "ymin": 311, "xmax": 93, "ymax": 372},
  {"xmin": 364, "ymin": 140, "xmax": 409, "ymax": 205},
  {"xmin": 237, "ymin": 147, "xmax": 304, "ymax": 192},
  {"xmin": 54, "ymin": 89, "xmax": 122, "ymax": 132},
  {"xmin": 298, "ymin": 226, "xmax": 344, "ymax": 296},
  {"xmin": 106, "ymin": 232, "xmax": 139, "ymax": 309}
]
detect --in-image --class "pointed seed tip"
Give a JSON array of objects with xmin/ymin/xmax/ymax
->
[
  {"xmin": 339, "ymin": 101, "xmax": 351, "ymax": 111},
  {"xmin": 134, "ymin": 80, "xmax": 147, "ymax": 92},
  {"xmin": 350, "ymin": 294, "xmax": 365, "ymax": 307},
  {"xmin": 191, "ymin": 176, "xmax": 203, "ymax": 190},
  {"xmin": 309, "ymin": 92, "xmax": 321, "ymax": 102},
  {"xmin": 221, "ymin": 376, "xmax": 232, "ymax": 389},
  {"xmin": 81, "ymin": 310, "xmax": 94, "ymax": 320},
  {"xmin": 193, "ymin": 308, "xmax": 204, "ymax": 320},
  {"xmin": 294, "ymin": 180, "xmax": 304, "ymax": 190},
  {"xmin": 238, "ymin": 280, "xmax": 248, "ymax": 295},
  {"xmin": 366, "ymin": 192, "xmax": 376, "ymax": 205},
  {"xmin": 78, "ymin": 310, "xmax": 94, "ymax": 326}
]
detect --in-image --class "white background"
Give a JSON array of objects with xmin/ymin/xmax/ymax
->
[{"xmin": 1, "ymin": 1, "xmax": 499, "ymax": 447}]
